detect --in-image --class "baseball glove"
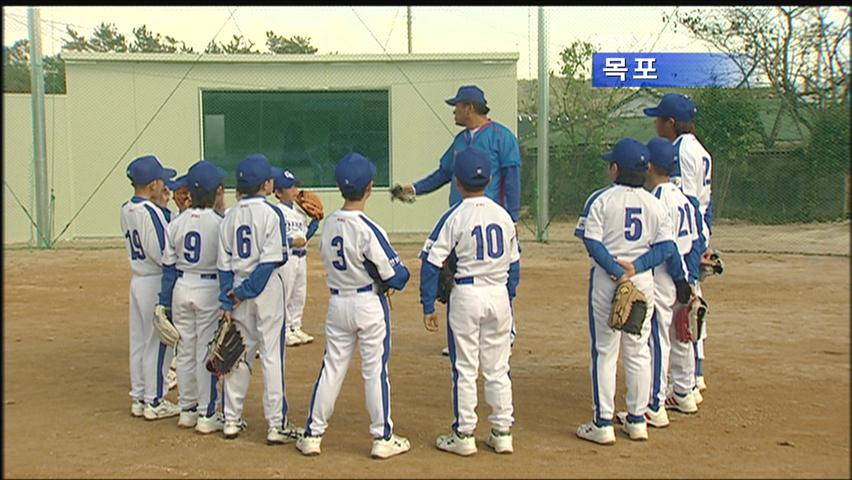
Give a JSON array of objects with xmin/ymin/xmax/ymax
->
[
  {"xmin": 205, "ymin": 316, "xmax": 246, "ymax": 377},
  {"xmin": 364, "ymin": 260, "xmax": 399, "ymax": 308},
  {"xmin": 173, "ymin": 186, "xmax": 192, "ymax": 212},
  {"xmin": 699, "ymin": 249, "xmax": 724, "ymax": 281},
  {"xmin": 390, "ymin": 184, "xmax": 415, "ymax": 203},
  {"xmin": 608, "ymin": 279, "xmax": 648, "ymax": 335},
  {"xmin": 673, "ymin": 295, "xmax": 709, "ymax": 343},
  {"xmin": 296, "ymin": 190, "xmax": 324, "ymax": 220},
  {"xmin": 153, "ymin": 304, "xmax": 180, "ymax": 348},
  {"xmin": 436, "ymin": 253, "xmax": 458, "ymax": 304}
]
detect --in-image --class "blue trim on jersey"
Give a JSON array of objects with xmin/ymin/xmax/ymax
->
[
  {"xmin": 419, "ymin": 259, "xmax": 442, "ymax": 314},
  {"xmin": 304, "ymin": 352, "xmax": 327, "ymax": 437},
  {"xmin": 694, "ymin": 344, "xmax": 703, "ymax": 376},
  {"xmin": 159, "ymin": 206, "xmax": 172, "ymax": 223},
  {"xmin": 306, "ymin": 219, "xmax": 319, "ymax": 241},
  {"xmin": 704, "ymin": 198, "xmax": 714, "ymax": 234},
  {"xmin": 447, "ymin": 298, "xmax": 461, "ymax": 433},
  {"xmin": 155, "ymin": 342, "xmax": 167, "ymax": 402},
  {"xmin": 130, "ymin": 196, "xmax": 146, "ymax": 204},
  {"xmin": 265, "ymin": 201, "xmax": 289, "ymax": 264},
  {"xmin": 143, "ymin": 204, "xmax": 166, "ymax": 253},
  {"xmin": 279, "ymin": 314, "xmax": 289, "ymax": 419},
  {"xmin": 510, "ymin": 300, "xmax": 516, "ymax": 348},
  {"xmin": 206, "ymin": 373, "xmax": 218, "ymax": 417},
  {"xmin": 671, "ymin": 137, "xmax": 683, "ymax": 178},
  {"xmin": 240, "ymin": 194, "xmax": 266, "ymax": 200},
  {"xmin": 650, "ymin": 310, "xmax": 663, "ymax": 411},
  {"xmin": 421, "ymin": 202, "xmax": 463, "ymax": 258},
  {"xmin": 158, "ymin": 263, "xmax": 178, "ymax": 307},
  {"xmin": 214, "ymin": 209, "xmax": 224, "ymax": 219},
  {"xmin": 379, "ymin": 293, "xmax": 393, "ymax": 440},
  {"xmin": 232, "ymin": 262, "xmax": 278, "ymax": 301},
  {"xmin": 218, "ymin": 270, "xmax": 235, "ymax": 311},
  {"xmin": 583, "ymin": 238, "xmax": 626, "ymax": 279},
  {"xmin": 358, "ymin": 215, "xmax": 410, "ymax": 290},
  {"xmin": 507, "ymin": 260, "xmax": 520, "ymax": 300},
  {"xmin": 575, "ymin": 185, "xmax": 616, "ymax": 239},
  {"xmin": 685, "ymin": 239, "xmax": 702, "ymax": 284},
  {"xmin": 588, "ymin": 268, "xmax": 607, "ymax": 427}
]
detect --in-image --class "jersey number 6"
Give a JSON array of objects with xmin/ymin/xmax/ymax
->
[{"xmin": 236, "ymin": 225, "xmax": 252, "ymax": 259}]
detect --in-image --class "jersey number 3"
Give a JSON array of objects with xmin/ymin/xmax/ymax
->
[
  {"xmin": 624, "ymin": 208, "xmax": 643, "ymax": 241},
  {"xmin": 331, "ymin": 235, "xmax": 346, "ymax": 270},
  {"xmin": 472, "ymin": 224, "xmax": 504, "ymax": 260}
]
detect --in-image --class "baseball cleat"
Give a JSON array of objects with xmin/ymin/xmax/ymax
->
[
  {"xmin": 576, "ymin": 422, "xmax": 616, "ymax": 445},
  {"xmin": 223, "ymin": 419, "xmax": 248, "ymax": 439},
  {"xmin": 620, "ymin": 419, "xmax": 648, "ymax": 441},
  {"xmin": 616, "ymin": 408, "xmax": 669, "ymax": 429},
  {"xmin": 143, "ymin": 399, "xmax": 181, "ymax": 420},
  {"xmin": 286, "ymin": 330, "xmax": 303, "ymax": 347},
  {"xmin": 371, "ymin": 434, "xmax": 411, "ymax": 459},
  {"xmin": 485, "ymin": 429, "xmax": 513, "ymax": 454},
  {"xmin": 441, "ymin": 347, "xmax": 450, "ymax": 356},
  {"xmin": 131, "ymin": 399, "xmax": 145, "ymax": 418},
  {"xmin": 297, "ymin": 434, "xmax": 323, "ymax": 456},
  {"xmin": 695, "ymin": 375, "xmax": 707, "ymax": 391},
  {"xmin": 195, "ymin": 413, "xmax": 225, "ymax": 434},
  {"xmin": 665, "ymin": 391, "xmax": 698, "ymax": 414},
  {"xmin": 692, "ymin": 387, "xmax": 704, "ymax": 405},
  {"xmin": 178, "ymin": 409, "xmax": 199, "ymax": 428},
  {"xmin": 267, "ymin": 419, "xmax": 305, "ymax": 445},
  {"xmin": 436, "ymin": 430, "xmax": 477, "ymax": 456},
  {"xmin": 293, "ymin": 327, "xmax": 314, "ymax": 344}
]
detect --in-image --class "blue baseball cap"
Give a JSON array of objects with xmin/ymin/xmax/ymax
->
[
  {"xmin": 454, "ymin": 147, "xmax": 491, "ymax": 188},
  {"xmin": 643, "ymin": 93, "xmax": 697, "ymax": 121},
  {"xmin": 274, "ymin": 169, "xmax": 301, "ymax": 190},
  {"xmin": 126, "ymin": 154, "xmax": 176, "ymax": 185},
  {"xmin": 236, "ymin": 154, "xmax": 273, "ymax": 189},
  {"xmin": 602, "ymin": 137, "xmax": 650, "ymax": 172},
  {"xmin": 446, "ymin": 85, "xmax": 488, "ymax": 106},
  {"xmin": 165, "ymin": 175, "xmax": 187, "ymax": 191},
  {"xmin": 335, "ymin": 152, "xmax": 376, "ymax": 194},
  {"xmin": 646, "ymin": 137, "xmax": 678, "ymax": 173},
  {"xmin": 187, "ymin": 160, "xmax": 226, "ymax": 195}
]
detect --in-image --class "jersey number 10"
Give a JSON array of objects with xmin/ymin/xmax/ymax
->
[{"xmin": 472, "ymin": 224, "xmax": 504, "ymax": 260}]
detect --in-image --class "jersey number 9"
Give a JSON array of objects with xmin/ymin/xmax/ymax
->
[
  {"xmin": 184, "ymin": 231, "xmax": 201, "ymax": 263},
  {"xmin": 124, "ymin": 229, "xmax": 146, "ymax": 260}
]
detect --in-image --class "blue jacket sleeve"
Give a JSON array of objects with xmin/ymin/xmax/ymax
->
[
  {"xmin": 685, "ymin": 239, "xmax": 702, "ymax": 285},
  {"xmin": 704, "ymin": 198, "xmax": 714, "ymax": 235},
  {"xmin": 158, "ymin": 263, "xmax": 178, "ymax": 307},
  {"xmin": 502, "ymin": 165, "xmax": 521, "ymax": 222},
  {"xmin": 633, "ymin": 241, "xmax": 684, "ymax": 280},
  {"xmin": 507, "ymin": 260, "xmax": 520, "ymax": 299},
  {"xmin": 413, "ymin": 167, "xmax": 453, "ymax": 196},
  {"xmin": 687, "ymin": 195, "xmax": 707, "ymax": 252},
  {"xmin": 583, "ymin": 238, "xmax": 626, "ymax": 279},
  {"xmin": 232, "ymin": 262, "xmax": 278, "ymax": 301},
  {"xmin": 305, "ymin": 219, "xmax": 319, "ymax": 241},
  {"xmin": 420, "ymin": 259, "xmax": 441, "ymax": 315},
  {"xmin": 218, "ymin": 270, "xmax": 235, "ymax": 311},
  {"xmin": 384, "ymin": 263, "xmax": 411, "ymax": 291}
]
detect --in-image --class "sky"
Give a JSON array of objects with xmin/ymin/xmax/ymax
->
[{"xmin": 3, "ymin": 6, "xmax": 713, "ymax": 79}]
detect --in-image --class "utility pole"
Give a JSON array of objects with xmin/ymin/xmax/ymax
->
[
  {"xmin": 536, "ymin": 6, "xmax": 549, "ymax": 242},
  {"xmin": 407, "ymin": 6, "xmax": 412, "ymax": 53},
  {"xmin": 28, "ymin": 6, "xmax": 51, "ymax": 248}
]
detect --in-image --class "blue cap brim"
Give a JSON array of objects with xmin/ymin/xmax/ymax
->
[
  {"xmin": 160, "ymin": 168, "xmax": 177, "ymax": 181},
  {"xmin": 445, "ymin": 97, "xmax": 460, "ymax": 105},
  {"xmin": 601, "ymin": 152, "xmax": 615, "ymax": 162},
  {"xmin": 643, "ymin": 107, "xmax": 662, "ymax": 117}
]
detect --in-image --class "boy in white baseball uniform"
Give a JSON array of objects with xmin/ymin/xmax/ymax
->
[
  {"xmin": 120, "ymin": 155, "xmax": 181, "ymax": 420},
  {"xmin": 644, "ymin": 94, "xmax": 713, "ymax": 393},
  {"xmin": 217, "ymin": 154, "xmax": 303, "ymax": 444},
  {"xmin": 157, "ymin": 160, "xmax": 227, "ymax": 434},
  {"xmin": 614, "ymin": 138, "xmax": 697, "ymax": 428},
  {"xmin": 420, "ymin": 147, "xmax": 520, "ymax": 456},
  {"xmin": 273, "ymin": 169, "xmax": 319, "ymax": 347},
  {"xmin": 574, "ymin": 138, "xmax": 683, "ymax": 444},
  {"xmin": 297, "ymin": 153, "xmax": 411, "ymax": 459}
]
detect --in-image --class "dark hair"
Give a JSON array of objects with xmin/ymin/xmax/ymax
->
[
  {"xmin": 472, "ymin": 102, "xmax": 490, "ymax": 115},
  {"xmin": 191, "ymin": 188, "xmax": 218, "ymax": 209},
  {"xmin": 614, "ymin": 166, "xmax": 647, "ymax": 187},
  {"xmin": 675, "ymin": 119, "xmax": 697, "ymax": 137},
  {"xmin": 237, "ymin": 183, "xmax": 261, "ymax": 195},
  {"xmin": 649, "ymin": 161, "xmax": 674, "ymax": 177},
  {"xmin": 458, "ymin": 180, "xmax": 487, "ymax": 194},
  {"xmin": 341, "ymin": 186, "xmax": 368, "ymax": 201}
]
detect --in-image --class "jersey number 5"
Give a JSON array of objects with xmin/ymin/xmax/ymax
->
[
  {"xmin": 472, "ymin": 224, "xmax": 504, "ymax": 260},
  {"xmin": 624, "ymin": 208, "xmax": 643, "ymax": 241},
  {"xmin": 124, "ymin": 230, "xmax": 146, "ymax": 260}
]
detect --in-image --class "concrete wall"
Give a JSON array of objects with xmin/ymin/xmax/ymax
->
[{"xmin": 4, "ymin": 52, "xmax": 518, "ymax": 243}]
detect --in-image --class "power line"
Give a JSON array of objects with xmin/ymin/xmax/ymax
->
[{"xmin": 383, "ymin": 7, "xmax": 401, "ymax": 51}]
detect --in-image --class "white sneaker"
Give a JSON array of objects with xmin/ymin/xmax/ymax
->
[
  {"xmin": 143, "ymin": 399, "xmax": 181, "ymax": 420},
  {"xmin": 286, "ymin": 330, "xmax": 303, "ymax": 347},
  {"xmin": 223, "ymin": 419, "xmax": 248, "ymax": 439},
  {"xmin": 131, "ymin": 400, "xmax": 145, "ymax": 418},
  {"xmin": 485, "ymin": 430, "xmax": 513, "ymax": 454},
  {"xmin": 195, "ymin": 413, "xmax": 225, "ymax": 434},
  {"xmin": 178, "ymin": 409, "xmax": 198, "ymax": 428},
  {"xmin": 371, "ymin": 434, "xmax": 411, "ymax": 459},
  {"xmin": 620, "ymin": 419, "xmax": 648, "ymax": 441},
  {"xmin": 693, "ymin": 387, "xmax": 704, "ymax": 405},
  {"xmin": 665, "ymin": 391, "xmax": 699, "ymax": 414},
  {"xmin": 267, "ymin": 419, "xmax": 305, "ymax": 445},
  {"xmin": 297, "ymin": 434, "xmax": 323, "ymax": 456},
  {"xmin": 576, "ymin": 422, "xmax": 616, "ymax": 445},
  {"xmin": 441, "ymin": 346, "xmax": 450, "ymax": 356},
  {"xmin": 616, "ymin": 408, "xmax": 669, "ymax": 429},
  {"xmin": 436, "ymin": 431, "xmax": 477, "ymax": 456},
  {"xmin": 294, "ymin": 327, "xmax": 314, "ymax": 344},
  {"xmin": 695, "ymin": 375, "xmax": 707, "ymax": 391}
]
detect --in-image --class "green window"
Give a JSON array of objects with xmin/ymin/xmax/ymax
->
[{"xmin": 201, "ymin": 90, "xmax": 390, "ymax": 188}]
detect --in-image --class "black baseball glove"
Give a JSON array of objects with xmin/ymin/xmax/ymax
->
[{"xmin": 437, "ymin": 252, "xmax": 458, "ymax": 304}]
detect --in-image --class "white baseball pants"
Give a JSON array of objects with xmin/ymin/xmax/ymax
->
[
  {"xmin": 129, "ymin": 274, "xmax": 173, "ymax": 405},
  {"xmin": 649, "ymin": 267, "xmax": 675, "ymax": 411},
  {"xmin": 586, "ymin": 267, "xmax": 654, "ymax": 425},
  {"xmin": 171, "ymin": 275, "xmax": 221, "ymax": 416},
  {"xmin": 223, "ymin": 273, "xmax": 290, "ymax": 428},
  {"xmin": 304, "ymin": 291, "xmax": 394, "ymax": 439},
  {"xmin": 278, "ymin": 255, "xmax": 307, "ymax": 331},
  {"xmin": 446, "ymin": 284, "xmax": 514, "ymax": 435}
]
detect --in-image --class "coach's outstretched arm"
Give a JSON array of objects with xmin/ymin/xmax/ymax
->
[{"xmin": 410, "ymin": 145, "xmax": 456, "ymax": 196}]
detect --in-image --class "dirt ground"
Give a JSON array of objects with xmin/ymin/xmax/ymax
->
[{"xmin": 3, "ymin": 225, "xmax": 850, "ymax": 478}]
